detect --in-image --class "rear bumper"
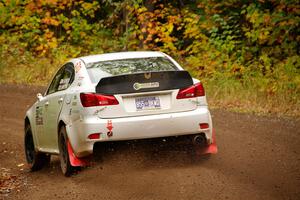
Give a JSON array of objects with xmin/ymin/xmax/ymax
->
[{"xmin": 67, "ymin": 106, "xmax": 213, "ymax": 157}]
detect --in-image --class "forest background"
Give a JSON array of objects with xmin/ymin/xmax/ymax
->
[{"xmin": 0, "ymin": 0, "xmax": 299, "ymax": 117}]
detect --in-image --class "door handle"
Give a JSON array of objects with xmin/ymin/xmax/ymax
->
[
  {"xmin": 45, "ymin": 101, "xmax": 49, "ymax": 106},
  {"xmin": 58, "ymin": 97, "xmax": 63, "ymax": 103}
]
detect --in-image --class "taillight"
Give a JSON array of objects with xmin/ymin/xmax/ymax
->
[
  {"xmin": 80, "ymin": 93, "xmax": 119, "ymax": 107},
  {"xmin": 176, "ymin": 82, "xmax": 205, "ymax": 99}
]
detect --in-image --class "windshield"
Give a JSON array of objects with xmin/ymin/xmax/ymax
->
[{"xmin": 86, "ymin": 57, "xmax": 178, "ymax": 83}]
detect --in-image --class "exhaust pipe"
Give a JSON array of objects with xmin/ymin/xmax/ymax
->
[{"xmin": 192, "ymin": 134, "xmax": 207, "ymax": 146}]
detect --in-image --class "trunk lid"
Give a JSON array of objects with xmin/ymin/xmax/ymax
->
[{"xmin": 94, "ymin": 71, "xmax": 199, "ymax": 118}]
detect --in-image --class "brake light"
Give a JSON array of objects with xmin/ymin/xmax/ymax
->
[
  {"xmin": 80, "ymin": 93, "xmax": 119, "ymax": 107},
  {"xmin": 176, "ymin": 82, "xmax": 205, "ymax": 99}
]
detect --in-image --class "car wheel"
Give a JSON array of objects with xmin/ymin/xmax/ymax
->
[
  {"xmin": 24, "ymin": 125, "xmax": 50, "ymax": 171},
  {"xmin": 58, "ymin": 126, "xmax": 74, "ymax": 177}
]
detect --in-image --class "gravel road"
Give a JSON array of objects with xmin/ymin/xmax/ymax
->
[{"xmin": 0, "ymin": 84, "xmax": 299, "ymax": 200}]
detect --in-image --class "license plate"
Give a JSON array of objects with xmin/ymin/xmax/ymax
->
[{"xmin": 135, "ymin": 96, "xmax": 161, "ymax": 110}]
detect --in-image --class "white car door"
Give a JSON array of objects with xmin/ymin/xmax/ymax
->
[
  {"xmin": 35, "ymin": 67, "xmax": 64, "ymax": 151},
  {"xmin": 43, "ymin": 90, "xmax": 65, "ymax": 151},
  {"xmin": 38, "ymin": 64, "xmax": 74, "ymax": 152},
  {"xmin": 34, "ymin": 98, "xmax": 48, "ymax": 149}
]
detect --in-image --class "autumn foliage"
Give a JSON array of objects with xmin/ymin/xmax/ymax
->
[{"xmin": 0, "ymin": 0, "xmax": 299, "ymax": 116}]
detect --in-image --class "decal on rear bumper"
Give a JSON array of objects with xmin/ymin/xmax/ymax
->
[{"xmin": 107, "ymin": 120, "xmax": 113, "ymax": 137}]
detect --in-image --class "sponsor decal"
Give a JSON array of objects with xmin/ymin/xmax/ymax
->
[
  {"xmin": 35, "ymin": 106, "xmax": 43, "ymax": 125},
  {"xmin": 75, "ymin": 62, "xmax": 82, "ymax": 73},
  {"xmin": 106, "ymin": 120, "xmax": 113, "ymax": 137},
  {"xmin": 72, "ymin": 96, "xmax": 78, "ymax": 106},
  {"xmin": 77, "ymin": 76, "xmax": 84, "ymax": 86},
  {"xmin": 133, "ymin": 82, "xmax": 159, "ymax": 91},
  {"xmin": 93, "ymin": 109, "xmax": 103, "ymax": 115}
]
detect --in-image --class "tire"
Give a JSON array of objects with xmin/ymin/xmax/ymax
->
[
  {"xmin": 24, "ymin": 125, "xmax": 50, "ymax": 171},
  {"xmin": 58, "ymin": 126, "xmax": 74, "ymax": 177}
]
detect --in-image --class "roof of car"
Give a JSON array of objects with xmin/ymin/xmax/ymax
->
[{"xmin": 78, "ymin": 51, "xmax": 166, "ymax": 64}]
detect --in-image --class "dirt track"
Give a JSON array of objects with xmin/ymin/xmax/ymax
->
[{"xmin": 0, "ymin": 84, "xmax": 299, "ymax": 200}]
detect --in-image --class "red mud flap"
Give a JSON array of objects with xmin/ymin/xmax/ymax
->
[
  {"xmin": 67, "ymin": 141, "xmax": 91, "ymax": 167},
  {"xmin": 195, "ymin": 128, "xmax": 218, "ymax": 156}
]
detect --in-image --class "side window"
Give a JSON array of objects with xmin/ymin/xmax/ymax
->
[
  {"xmin": 66, "ymin": 64, "xmax": 75, "ymax": 85},
  {"xmin": 57, "ymin": 64, "xmax": 75, "ymax": 91},
  {"xmin": 46, "ymin": 63, "xmax": 75, "ymax": 95},
  {"xmin": 47, "ymin": 67, "xmax": 64, "ymax": 95}
]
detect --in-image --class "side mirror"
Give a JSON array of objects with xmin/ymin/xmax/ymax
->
[{"xmin": 37, "ymin": 93, "xmax": 43, "ymax": 101}]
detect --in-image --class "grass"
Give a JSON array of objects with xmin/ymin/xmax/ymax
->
[{"xmin": 204, "ymin": 78, "xmax": 300, "ymax": 118}]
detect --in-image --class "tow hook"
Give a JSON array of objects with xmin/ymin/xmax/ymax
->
[{"xmin": 107, "ymin": 131, "xmax": 113, "ymax": 137}]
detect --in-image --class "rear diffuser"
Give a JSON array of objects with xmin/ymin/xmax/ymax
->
[{"xmin": 67, "ymin": 141, "xmax": 91, "ymax": 167}]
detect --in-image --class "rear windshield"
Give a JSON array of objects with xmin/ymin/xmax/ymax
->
[{"xmin": 86, "ymin": 57, "xmax": 178, "ymax": 83}]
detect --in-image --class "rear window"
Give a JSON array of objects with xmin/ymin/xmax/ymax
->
[{"xmin": 86, "ymin": 57, "xmax": 178, "ymax": 83}]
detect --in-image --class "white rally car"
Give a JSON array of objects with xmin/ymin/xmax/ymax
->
[{"xmin": 24, "ymin": 51, "xmax": 217, "ymax": 176}]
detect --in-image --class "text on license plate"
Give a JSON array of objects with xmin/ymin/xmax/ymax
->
[{"xmin": 135, "ymin": 96, "xmax": 161, "ymax": 110}]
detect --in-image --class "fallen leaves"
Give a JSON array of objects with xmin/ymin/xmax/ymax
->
[
  {"xmin": 0, "ymin": 168, "xmax": 27, "ymax": 196},
  {"xmin": 17, "ymin": 163, "xmax": 24, "ymax": 168}
]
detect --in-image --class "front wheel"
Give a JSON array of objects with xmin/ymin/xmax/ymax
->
[
  {"xmin": 58, "ymin": 126, "xmax": 75, "ymax": 177},
  {"xmin": 24, "ymin": 125, "xmax": 50, "ymax": 171}
]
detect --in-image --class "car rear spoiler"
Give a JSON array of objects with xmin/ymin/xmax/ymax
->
[{"xmin": 96, "ymin": 70, "xmax": 193, "ymax": 95}]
